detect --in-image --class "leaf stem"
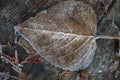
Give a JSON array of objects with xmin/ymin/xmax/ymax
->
[{"xmin": 94, "ymin": 35, "xmax": 120, "ymax": 40}]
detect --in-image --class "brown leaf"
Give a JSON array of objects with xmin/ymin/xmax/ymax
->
[
  {"xmin": 59, "ymin": 70, "xmax": 69, "ymax": 79},
  {"xmin": 15, "ymin": 1, "xmax": 97, "ymax": 71},
  {"xmin": 80, "ymin": 70, "xmax": 89, "ymax": 77}
]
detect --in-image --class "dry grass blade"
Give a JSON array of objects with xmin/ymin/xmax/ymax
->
[{"xmin": 15, "ymin": 50, "xmax": 19, "ymax": 65}]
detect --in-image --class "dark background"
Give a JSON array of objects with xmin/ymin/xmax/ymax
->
[{"xmin": 0, "ymin": 0, "xmax": 120, "ymax": 80}]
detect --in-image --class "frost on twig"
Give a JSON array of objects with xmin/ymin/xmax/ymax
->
[
  {"xmin": 0, "ymin": 40, "xmax": 44, "ymax": 79},
  {"xmin": 0, "ymin": 72, "xmax": 21, "ymax": 80},
  {"xmin": 0, "ymin": 43, "xmax": 22, "ymax": 80},
  {"xmin": 0, "ymin": 72, "xmax": 10, "ymax": 80},
  {"xmin": 0, "ymin": 42, "xmax": 23, "ymax": 76},
  {"xmin": 1, "ymin": 54, "xmax": 23, "ymax": 74}
]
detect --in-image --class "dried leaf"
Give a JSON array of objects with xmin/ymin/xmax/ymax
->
[
  {"xmin": 14, "ymin": 1, "xmax": 97, "ymax": 71},
  {"xmin": 14, "ymin": 1, "xmax": 120, "ymax": 71}
]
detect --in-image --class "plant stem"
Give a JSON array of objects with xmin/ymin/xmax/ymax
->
[{"xmin": 94, "ymin": 35, "xmax": 120, "ymax": 40}]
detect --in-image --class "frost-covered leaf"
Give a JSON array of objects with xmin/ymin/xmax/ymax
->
[{"xmin": 14, "ymin": 1, "xmax": 97, "ymax": 71}]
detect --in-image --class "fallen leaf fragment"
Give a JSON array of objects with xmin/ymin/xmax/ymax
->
[
  {"xmin": 59, "ymin": 70, "xmax": 69, "ymax": 79},
  {"xmin": 80, "ymin": 70, "xmax": 89, "ymax": 77},
  {"xmin": 19, "ymin": 73, "xmax": 28, "ymax": 79}
]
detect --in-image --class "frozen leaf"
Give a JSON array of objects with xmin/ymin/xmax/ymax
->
[
  {"xmin": 14, "ymin": 1, "xmax": 120, "ymax": 71},
  {"xmin": 14, "ymin": 1, "xmax": 97, "ymax": 71}
]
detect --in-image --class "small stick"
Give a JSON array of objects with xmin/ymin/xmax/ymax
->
[
  {"xmin": 15, "ymin": 50, "xmax": 19, "ymax": 65},
  {"xmin": 0, "ymin": 52, "xmax": 23, "ymax": 74},
  {"xmin": 0, "ymin": 53, "xmax": 14, "ymax": 61},
  {"xmin": 0, "ymin": 72, "xmax": 21, "ymax": 80},
  {"xmin": 1, "ymin": 56, "xmax": 22, "ymax": 74},
  {"xmin": 8, "ymin": 42, "xmax": 11, "ymax": 47}
]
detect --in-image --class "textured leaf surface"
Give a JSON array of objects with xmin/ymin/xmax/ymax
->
[{"xmin": 15, "ymin": 1, "xmax": 97, "ymax": 71}]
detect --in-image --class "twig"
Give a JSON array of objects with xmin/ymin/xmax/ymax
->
[
  {"xmin": 8, "ymin": 42, "xmax": 11, "ymax": 47},
  {"xmin": 15, "ymin": 50, "xmax": 19, "ymax": 65},
  {"xmin": 0, "ymin": 55, "xmax": 22, "ymax": 74},
  {"xmin": 0, "ymin": 72, "xmax": 21, "ymax": 80},
  {"xmin": 21, "ymin": 55, "xmax": 44, "ymax": 64},
  {"xmin": 0, "ymin": 43, "xmax": 2, "ymax": 53},
  {"xmin": 0, "ymin": 53, "xmax": 13, "ymax": 60}
]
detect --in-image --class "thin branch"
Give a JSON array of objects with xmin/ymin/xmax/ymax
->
[
  {"xmin": 0, "ymin": 72, "xmax": 21, "ymax": 80},
  {"xmin": 0, "ymin": 55, "xmax": 22, "ymax": 74},
  {"xmin": 15, "ymin": 50, "xmax": 19, "ymax": 65}
]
